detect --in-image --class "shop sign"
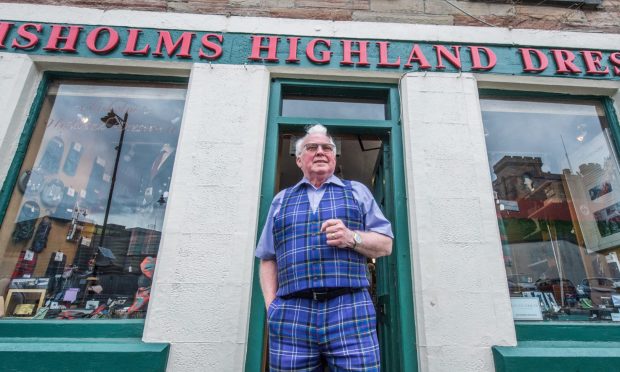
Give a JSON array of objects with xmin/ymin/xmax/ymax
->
[{"xmin": 1, "ymin": 20, "xmax": 619, "ymax": 79}]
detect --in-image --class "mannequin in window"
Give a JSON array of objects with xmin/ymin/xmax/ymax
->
[{"xmin": 143, "ymin": 143, "xmax": 175, "ymax": 208}]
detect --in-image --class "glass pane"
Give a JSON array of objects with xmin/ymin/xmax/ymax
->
[
  {"xmin": 282, "ymin": 95, "xmax": 387, "ymax": 120},
  {"xmin": 482, "ymin": 97, "xmax": 620, "ymax": 322},
  {"xmin": 0, "ymin": 79, "xmax": 186, "ymax": 320}
]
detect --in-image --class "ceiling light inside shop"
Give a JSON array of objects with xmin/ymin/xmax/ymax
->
[{"xmin": 77, "ymin": 113, "xmax": 89, "ymax": 124}]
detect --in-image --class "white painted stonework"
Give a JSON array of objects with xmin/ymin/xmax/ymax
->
[
  {"xmin": 0, "ymin": 53, "xmax": 41, "ymax": 189},
  {"xmin": 0, "ymin": 3, "xmax": 619, "ymax": 372},
  {"xmin": 142, "ymin": 64, "xmax": 270, "ymax": 372},
  {"xmin": 400, "ymin": 72, "xmax": 517, "ymax": 372}
]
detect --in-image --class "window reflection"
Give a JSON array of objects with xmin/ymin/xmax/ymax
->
[
  {"xmin": 482, "ymin": 98, "xmax": 620, "ymax": 321},
  {"xmin": 0, "ymin": 80, "xmax": 186, "ymax": 320}
]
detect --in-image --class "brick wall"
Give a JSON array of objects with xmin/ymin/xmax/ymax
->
[{"xmin": 2, "ymin": 0, "xmax": 619, "ymax": 32}]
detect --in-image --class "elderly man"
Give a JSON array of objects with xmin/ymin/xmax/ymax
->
[{"xmin": 256, "ymin": 124, "xmax": 393, "ymax": 371}]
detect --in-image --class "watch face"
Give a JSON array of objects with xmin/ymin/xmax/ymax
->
[{"xmin": 354, "ymin": 233, "xmax": 362, "ymax": 244}]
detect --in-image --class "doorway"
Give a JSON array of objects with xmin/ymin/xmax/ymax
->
[{"xmin": 245, "ymin": 80, "xmax": 417, "ymax": 372}]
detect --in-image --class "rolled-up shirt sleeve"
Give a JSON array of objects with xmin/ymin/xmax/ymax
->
[
  {"xmin": 255, "ymin": 190, "xmax": 285, "ymax": 260},
  {"xmin": 351, "ymin": 181, "xmax": 394, "ymax": 239}
]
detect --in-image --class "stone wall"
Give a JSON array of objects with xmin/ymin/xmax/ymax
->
[{"xmin": 2, "ymin": 0, "xmax": 619, "ymax": 32}]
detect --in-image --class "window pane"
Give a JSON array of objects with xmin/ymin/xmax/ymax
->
[
  {"xmin": 281, "ymin": 86, "xmax": 388, "ymax": 120},
  {"xmin": 0, "ymin": 79, "xmax": 186, "ymax": 320},
  {"xmin": 482, "ymin": 97, "xmax": 620, "ymax": 322},
  {"xmin": 282, "ymin": 96, "xmax": 386, "ymax": 120}
]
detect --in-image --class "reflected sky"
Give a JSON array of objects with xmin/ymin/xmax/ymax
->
[
  {"xmin": 32, "ymin": 82, "xmax": 186, "ymax": 232},
  {"xmin": 482, "ymin": 99, "xmax": 611, "ymax": 180}
]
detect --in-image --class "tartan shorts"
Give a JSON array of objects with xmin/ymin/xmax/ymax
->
[{"xmin": 267, "ymin": 289, "xmax": 380, "ymax": 372}]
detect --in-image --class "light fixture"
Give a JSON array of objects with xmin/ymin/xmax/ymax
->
[
  {"xmin": 77, "ymin": 113, "xmax": 89, "ymax": 124},
  {"xmin": 100, "ymin": 110, "xmax": 126, "ymax": 129},
  {"xmin": 576, "ymin": 124, "xmax": 587, "ymax": 142}
]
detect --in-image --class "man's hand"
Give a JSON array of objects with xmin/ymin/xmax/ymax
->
[
  {"xmin": 259, "ymin": 260, "xmax": 278, "ymax": 310},
  {"xmin": 321, "ymin": 218, "xmax": 393, "ymax": 259},
  {"xmin": 321, "ymin": 219, "xmax": 355, "ymax": 248}
]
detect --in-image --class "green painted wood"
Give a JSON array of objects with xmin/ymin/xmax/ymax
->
[
  {"xmin": 515, "ymin": 322, "xmax": 620, "ymax": 342},
  {"xmin": 493, "ymin": 342, "xmax": 620, "ymax": 372},
  {"xmin": 0, "ymin": 339, "xmax": 169, "ymax": 372},
  {"xmin": 244, "ymin": 79, "xmax": 417, "ymax": 372},
  {"xmin": 0, "ymin": 319, "xmax": 146, "ymax": 338},
  {"xmin": 1, "ymin": 20, "xmax": 620, "ymax": 81},
  {"xmin": 388, "ymin": 87, "xmax": 417, "ymax": 372},
  {"xmin": 244, "ymin": 80, "xmax": 282, "ymax": 372}
]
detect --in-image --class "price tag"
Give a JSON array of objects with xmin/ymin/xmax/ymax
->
[
  {"xmin": 73, "ymin": 143, "xmax": 82, "ymax": 152},
  {"xmin": 55, "ymin": 252, "xmax": 64, "ymax": 262},
  {"xmin": 103, "ymin": 173, "xmax": 111, "ymax": 182},
  {"xmin": 80, "ymin": 189, "xmax": 87, "ymax": 198},
  {"xmin": 24, "ymin": 250, "xmax": 35, "ymax": 261},
  {"xmin": 67, "ymin": 187, "xmax": 75, "ymax": 197},
  {"xmin": 96, "ymin": 157, "xmax": 106, "ymax": 167}
]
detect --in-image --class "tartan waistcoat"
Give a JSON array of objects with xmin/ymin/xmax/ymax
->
[{"xmin": 273, "ymin": 180, "xmax": 368, "ymax": 297}]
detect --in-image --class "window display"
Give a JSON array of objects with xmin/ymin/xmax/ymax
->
[
  {"xmin": 0, "ymin": 79, "xmax": 186, "ymax": 320},
  {"xmin": 482, "ymin": 97, "xmax": 620, "ymax": 322}
]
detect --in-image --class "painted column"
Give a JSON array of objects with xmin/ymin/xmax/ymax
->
[
  {"xmin": 143, "ymin": 64, "xmax": 270, "ymax": 372},
  {"xmin": 400, "ymin": 72, "xmax": 517, "ymax": 372},
  {"xmin": 0, "ymin": 53, "xmax": 40, "ymax": 185}
]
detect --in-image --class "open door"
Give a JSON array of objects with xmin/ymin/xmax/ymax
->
[{"xmin": 245, "ymin": 80, "xmax": 417, "ymax": 372}]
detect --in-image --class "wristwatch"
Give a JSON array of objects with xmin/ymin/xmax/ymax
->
[{"xmin": 352, "ymin": 232, "xmax": 362, "ymax": 250}]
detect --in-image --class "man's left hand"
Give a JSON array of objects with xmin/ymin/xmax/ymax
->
[{"xmin": 321, "ymin": 219, "xmax": 354, "ymax": 249}]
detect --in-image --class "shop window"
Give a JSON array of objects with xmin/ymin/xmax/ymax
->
[
  {"xmin": 0, "ymin": 79, "xmax": 186, "ymax": 320},
  {"xmin": 482, "ymin": 96, "xmax": 620, "ymax": 322},
  {"xmin": 281, "ymin": 85, "xmax": 388, "ymax": 120}
]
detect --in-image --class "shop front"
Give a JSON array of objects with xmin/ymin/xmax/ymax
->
[{"xmin": 0, "ymin": 3, "xmax": 619, "ymax": 371}]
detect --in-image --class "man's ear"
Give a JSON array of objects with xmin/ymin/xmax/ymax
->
[{"xmin": 295, "ymin": 156, "xmax": 302, "ymax": 169}]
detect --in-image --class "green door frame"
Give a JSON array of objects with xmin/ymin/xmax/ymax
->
[{"xmin": 245, "ymin": 79, "xmax": 417, "ymax": 372}]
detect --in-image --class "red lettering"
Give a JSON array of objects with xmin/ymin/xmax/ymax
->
[
  {"xmin": 153, "ymin": 31, "xmax": 194, "ymax": 59},
  {"xmin": 306, "ymin": 39, "xmax": 331, "ymax": 64},
  {"xmin": 0, "ymin": 22, "xmax": 14, "ymax": 48},
  {"xmin": 11, "ymin": 23, "xmax": 42, "ymax": 50},
  {"xmin": 198, "ymin": 33, "xmax": 223, "ymax": 60},
  {"xmin": 248, "ymin": 35, "xmax": 280, "ymax": 62},
  {"xmin": 377, "ymin": 41, "xmax": 400, "ymax": 68},
  {"xmin": 86, "ymin": 27, "xmax": 119, "ymax": 55},
  {"xmin": 580, "ymin": 51, "xmax": 609, "ymax": 75},
  {"xmin": 434, "ymin": 45, "xmax": 461, "ymax": 70},
  {"xmin": 340, "ymin": 40, "xmax": 369, "ymax": 67},
  {"xmin": 469, "ymin": 46, "xmax": 496, "ymax": 71},
  {"xmin": 404, "ymin": 44, "xmax": 431, "ymax": 69},
  {"xmin": 610, "ymin": 52, "xmax": 620, "ymax": 75},
  {"xmin": 43, "ymin": 25, "xmax": 82, "ymax": 52},
  {"xmin": 551, "ymin": 49, "xmax": 581, "ymax": 74},
  {"xmin": 519, "ymin": 48, "xmax": 548, "ymax": 72},
  {"xmin": 286, "ymin": 37, "xmax": 300, "ymax": 63},
  {"xmin": 123, "ymin": 29, "xmax": 150, "ymax": 56}
]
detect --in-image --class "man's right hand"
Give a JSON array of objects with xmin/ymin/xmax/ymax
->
[{"xmin": 259, "ymin": 259, "xmax": 278, "ymax": 311}]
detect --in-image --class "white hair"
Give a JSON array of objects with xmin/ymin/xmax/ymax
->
[{"xmin": 294, "ymin": 124, "xmax": 336, "ymax": 157}]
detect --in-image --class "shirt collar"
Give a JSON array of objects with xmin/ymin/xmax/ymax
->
[{"xmin": 292, "ymin": 175, "xmax": 344, "ymax": 191}]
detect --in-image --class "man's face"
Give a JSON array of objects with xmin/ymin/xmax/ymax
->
[{"xmin": 296, "ymin": 133, "xmax": 337, "ymax": 181}]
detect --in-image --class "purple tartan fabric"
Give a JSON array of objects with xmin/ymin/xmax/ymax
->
[
  {"xmin": 268, "ymin": 289, "xmax": 380, "ymax": 371},
  {"xmin": 273, "ymin": 181, "xmax": 367, "ymax": 297}
]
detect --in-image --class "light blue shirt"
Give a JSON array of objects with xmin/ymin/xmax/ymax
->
[{"xmin": 255, "ymin": 175, "xmax": 394, "ymax": 260}]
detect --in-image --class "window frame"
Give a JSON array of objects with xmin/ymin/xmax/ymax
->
[
  {"xmin": 479, "ymin": 88, "xmax": 620, "ymax": 338},
  {"xmin": 0, "ymin": 71, "xmax": 188, "ymax": 335},
  {"xmin": 244, "ymin": 78, "xmax": 417, "ymax": 372}
]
